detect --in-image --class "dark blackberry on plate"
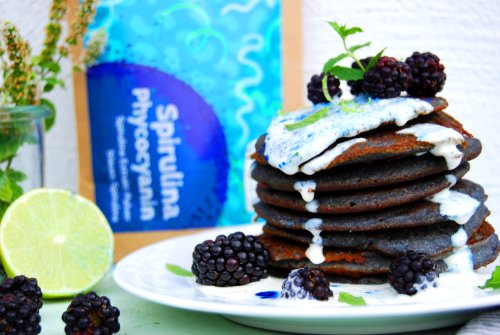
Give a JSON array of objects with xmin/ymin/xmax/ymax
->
[
  {"xmin": 307, "ymin": 72, "xmax": 342, "ymax": 104},
  {"xmin": 191, "ymin": 231, "xmax": 269, "ymax": 287},
  {"xmin": 388, "ymin": 250, "xmax": 439, "ymax": 296},
  {"xmin": 281, "ymin": 266, "xmax": 333, "ymax": 301}
]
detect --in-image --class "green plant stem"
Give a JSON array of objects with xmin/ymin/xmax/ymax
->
[
  {"xmin": 343, "ymin": 37, "xmax": 365, "ymax": 71},
  {"xmin": 5, "ymin": 157, "xmax": 13, "ymax": 170}
]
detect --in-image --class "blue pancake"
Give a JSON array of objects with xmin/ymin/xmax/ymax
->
[
  {"xmin": 252, "ymin": 137, "xmax": 480, "ymax": 193},
  {"xmin": 256, "ymin": 163, "xmax": 469, "ymax": 214},
  {"xmin": 254, "ymin": 180, "xmax": 487, "ymax": 232}
]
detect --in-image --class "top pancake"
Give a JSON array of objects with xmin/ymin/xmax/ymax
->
[
  {"xmin": 252, "ymin": 137, "xmax": 481, "ymax": 193},
  {"xmin": 254, "ymin": 106, "xmax": 475, "ymax": 175}
]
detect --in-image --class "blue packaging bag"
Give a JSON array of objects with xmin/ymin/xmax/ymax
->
[{"xmin": 83, "ymin": 0, "xmax": 282, "ymax": 232}]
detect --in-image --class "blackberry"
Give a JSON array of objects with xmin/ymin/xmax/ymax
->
[
  {"xmin": 347, "ymin": 57, "xmax": 371, "ymax": 96},
  {"xmin": 362, "ymin": 56, "xmax": 412, "ymax": 99},
  {"xmin": 280, "ymin": 266, "xmax": 333, "ymax": 301},
  {"xmin": 0, "ymin": 293, "xmax": 41, "ymax": 334},
  {"xmin": 62, "ymin": 292, "xmax": 120, "ymax": 335},
  {"xmin": 0, "ymin": 276, "xmax": 42, "ymax": 310},
  {"xmin": 191, "ymin": 232, "xmax": 269, "ymax": 287},
  {"xmin": 388, "ymin": 250, "xmax": 439, "ymax": 296},
  {"xmin": 307, "ymin": 72, "xmax": 342, "ymax": 104},
  {"xmin": 405, "ymin": 51, "xmax": 446, "ymax": 97}
]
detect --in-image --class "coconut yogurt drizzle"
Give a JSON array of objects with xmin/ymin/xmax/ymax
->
[
  {"xmin": 425, "ymin": 174, "xmax": 479, "ymax": 272},
  {"xmin": 396, "ymin": 123, "xmax": 465, "ymax": 170},
  {"xmin": 264, "ymin": 98, "xmax": 434, "ymax": 175},
  {"xmin": 304, "ymin": 218, "xmax": 325, "ymax": 264},
  {"xmin": 293, "ymin": 180, "xmax": 316, "ymax": 202}
]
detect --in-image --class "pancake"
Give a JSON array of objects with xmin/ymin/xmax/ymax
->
[
  {"xmin": 256, "ymin": 163, "xmax": 469, "ymax": 214},
  {"xmin": 253, "ymin": 109, "xmax": 472, "ymax": 174},
  {"xmin": 262, "ymin": 201, "xmax": 488, "ymax": 258},
  {"xmin": 258, "ymin": 226, "xmax": 500, "ymax": 278},
  {"xmin": 254, "ymin": 180, "xmax": 487, "ymax": 232},
  {"xmin": 252, "ymin": 137, "xmax": 481, "ymax": 193}
]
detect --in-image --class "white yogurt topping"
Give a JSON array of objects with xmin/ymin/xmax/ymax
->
[
  {"xmin": 427, "ymin": 187, "xmax": 480, "ymax": 225},
  {"xmin": 293, "ymin": 180, "xmax": 316, "ymax": 202},
  {"xmin": 445, "ymin": 246, "xmax": 474, "ymax": 273},
  {"xmin": 305, "ymin": 200, "xmax": 319, "ymax": 213},
  {"xmin": 300, "ymin": 138, "xmax": 367, "ymax": 175},
  {"xmin": 194, "ymin": 268, "xmax": 491, "ymax": 307},
  {"xmin": 304, "ymin": 218, "xmax": 325, "ymax": 264},
  {"xmin": 396, "ymin": 123, "xmax": 464, "ymax": 170},
  {"xmin": 264, "ymin": 97, "xmax": 434, "ymax": 175},
  {"xmin": 451, "ymin": 228, "xmax": 468, "ymax": 248}
]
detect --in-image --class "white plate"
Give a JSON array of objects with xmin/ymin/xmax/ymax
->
[{"xmin": 114, "ymin": 224, "xmax": 500, "ymax": 334}]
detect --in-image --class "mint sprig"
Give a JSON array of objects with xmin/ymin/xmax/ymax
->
[
  {"xmin": 321, "ymin": 22, "xmax": 385, "ymax": 101},
  {"xmin": 338, "ymin": 292, "xmax": 367, "ymax": 306},
  {"xmin": 479, "ymin": 266, "xmax": 500, "ymax": 289},
  {"xmin": 165, "ymin": 263, "xmax": 194, "ymax": 277},
  {"xmin": 285, "ymin": 106, "xmax": 330, "ymax": 131}
]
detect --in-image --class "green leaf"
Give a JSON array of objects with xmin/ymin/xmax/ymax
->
[
  {"xmin": 328, "ymin": 66, "xmax": 364, "ymax": 81},
  {"xmin": 165, "ymin": 263, "xmax": 194, "ymax": 277},
  {"xmin": 321, "ymin": 75, "xmax": 333, "ymax": 102},
  {"xmin": 344, "ymin": 26, "xmax": 363, "ymax": 37},
  {"xmin": 480, "ymin": 266, "xmax": 500, "ymax": 289},
  {"xmin": 338, "ymin": 292, "xmax": 367, "ymax": 306},
  {"xmin": 365, "ymin": 48, "xmax": 386, "ymax": 71},
  {"xmin": 323, "ymin": 53, "xmax": 348, "ymax": 73},
  {"xmin": 348, "ymin": 42, "xmax": 371, "ymax": 53},
  {"xmin": 328, "ymin": 21, "xmax": 345, "ymax": 37},
  {"xmin": 0, "ymin": 170, "xmax": 12, "ymax": 202},
  {"xmin": 40, "ymin": 98, "xmax": 56, "ymax": 131},
  {"xmin": 6, "ymin": 169, "xmax": 26, "ymax": 183},
  {"xmin": 0, "ymin": 128, "xmax": 23, "ymax": 163},
  {"xmin": 285, "ymin": 106, "xmax": 330, "ymax": 131},
  {"xmin": 0, "ymin": 201, "xmax": 9, "ymax": 219}
]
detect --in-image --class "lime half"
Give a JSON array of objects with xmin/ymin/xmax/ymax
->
[{"xmin": 0, "ymin": 188, "xmax": 113, "ymax": 298}]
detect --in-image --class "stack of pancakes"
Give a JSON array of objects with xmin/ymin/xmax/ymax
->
[{"xmin": 251, "ymin": 97, "xmax": 499, "ymax": 283}]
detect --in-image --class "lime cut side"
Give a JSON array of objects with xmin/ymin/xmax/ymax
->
[{"xmin": 0, "ymin": 189, "xmax": 113, "ymax": 298}]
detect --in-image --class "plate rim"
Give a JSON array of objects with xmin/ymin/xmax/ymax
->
[{"xmin": 113, "ymin": 223, "xmax": 500, "ymax": 319}]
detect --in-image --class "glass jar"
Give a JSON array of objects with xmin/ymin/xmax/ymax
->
[{"xmin": 0, "ymin": 106, "xmax": 49, "ymax": 213}]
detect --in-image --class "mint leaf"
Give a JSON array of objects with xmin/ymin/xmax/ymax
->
[
  {"xmin": 0, "ymin": 171, "xmax": 12, "ymax": 202},
  {"xmin": 165, "ymin": 263, "xmax": 194, "ymax": 277},
  {"xmin": 323, "ymin": 53, "xmax": 348, "ymax": 73},
  {"xmin": 328, "ymin": 66, "xmax": 364, "ymax": 81},
  {"xmin": 344, "ymin": 26, "xmax": 363, "ymax": 37},
  {"xmin": 0, "ymin": 129, "xmax": 23, "ymax": 163},
  {"xmin": 338, "ymin": 292, "xmax": 367, "ymax": 306},
  {"xmin": 365, "ymin": 48, "xmax": 386, "ymax": 71},
  {"xmin": 0, "ymin": 201, "xmax": 9, "ymax": 218},
  {"xmin": 328, "ymin": 21, "xmax": 345, "ymax": 37},
  {"xmin": 6, "ymin": 169, "xmax": 26, "ymax": 183},
  {"xmin": 285, "ymin": 106, "xmax": 330, "ymax": 131},
  {"xmin": 40, "ymin": 98, "xmax": 56, "ymax": 131},
  {"xmin": 348, "ymin": 42, "xmax": 371, "ymax": 53},
  {"xmin": 480, "ymin": 266, "xmax": 500, "ymax": 289}
]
